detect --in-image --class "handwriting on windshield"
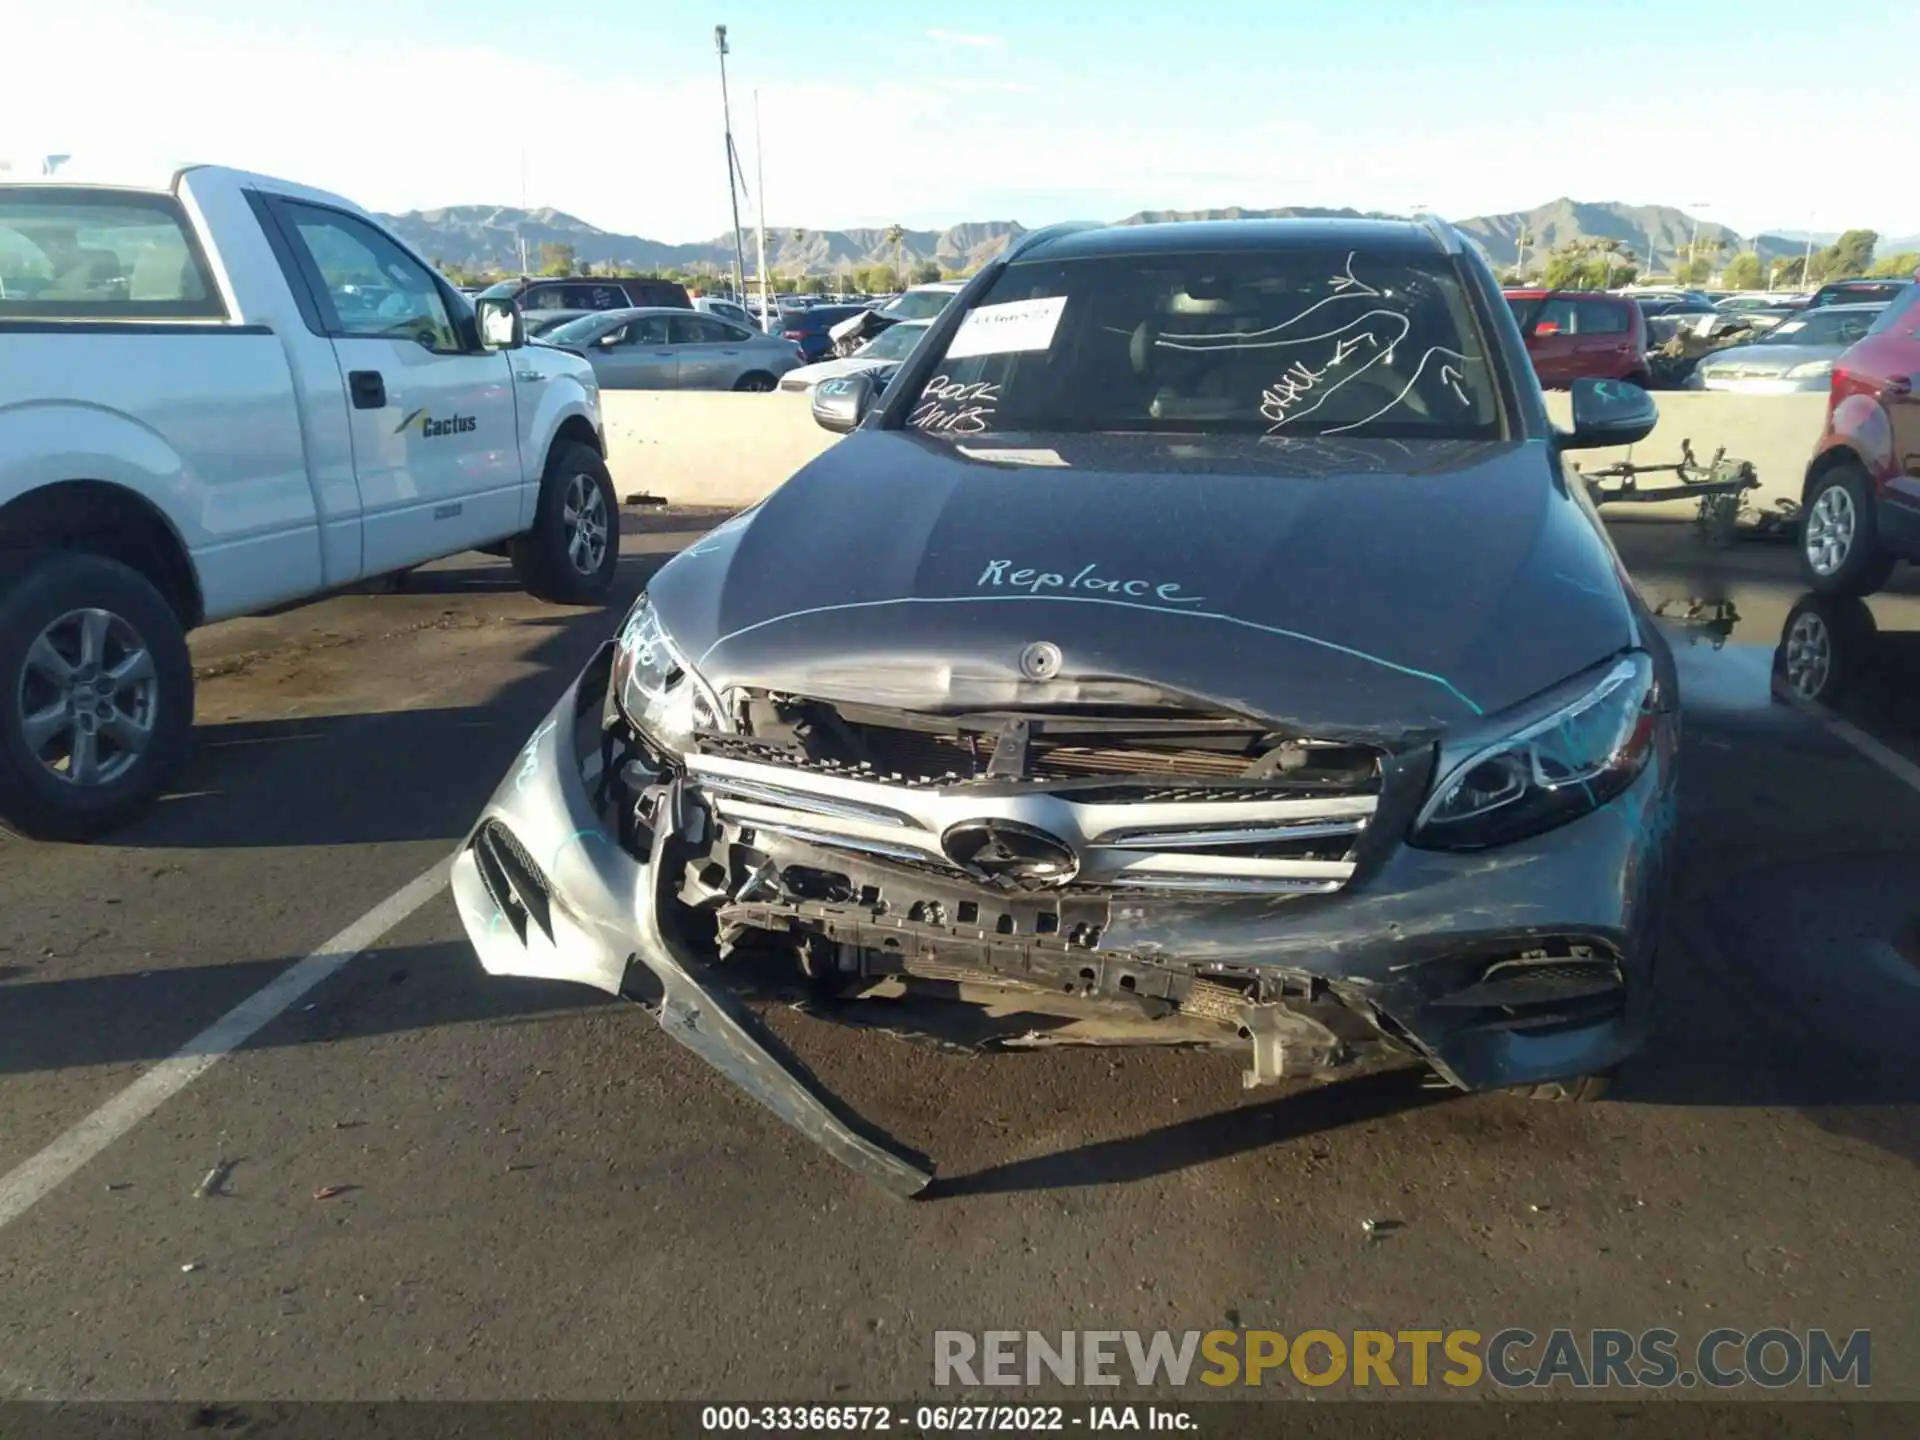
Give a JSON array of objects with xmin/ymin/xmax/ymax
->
[
  {"xmin": 1151, "ymin": 252, "xmax": 1481, "ymax": 433},
  {"xmin": 911, "ymin": 376, "xmax": 1001, "ymax": 436}
]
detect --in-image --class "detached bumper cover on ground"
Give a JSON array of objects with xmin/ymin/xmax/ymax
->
[{"xmin": 453, "ymin": 643, "xmax": 1676, "ymax": 1196}]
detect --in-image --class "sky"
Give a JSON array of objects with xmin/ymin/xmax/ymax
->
[{"xmin": 7, "ymin": 0, "xmax": 1920, "ymax": 245}]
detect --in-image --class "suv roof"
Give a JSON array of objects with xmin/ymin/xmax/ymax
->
[{"xmin": 1015, "ymin": 217, "xmax": 1449, "ymax": 264}]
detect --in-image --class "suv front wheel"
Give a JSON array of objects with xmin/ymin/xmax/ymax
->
[{"xmin": 1801, "ymin": 462, "xmax": 1896, "ymax": 597}]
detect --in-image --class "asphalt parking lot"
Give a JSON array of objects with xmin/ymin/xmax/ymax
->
[{"xmin": 1, "ymin": 510, "xmax": 1917, "ymax": 1402}]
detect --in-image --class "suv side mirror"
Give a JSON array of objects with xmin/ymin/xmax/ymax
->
[
  {"xmin": 1563, "ymin": 376, "xmax": 1658, "ymax": 450},
  {"xmin": 812, "ymin": 371, "xmax": 875, "ymax": 433},
  {"xmin": 477, "ymin": 297, "xmax": 523, "ymax": 351}
]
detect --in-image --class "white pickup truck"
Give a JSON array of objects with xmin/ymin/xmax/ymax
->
[{"xmin": 0, "ymin": 159, "xmax": 615, "ymax": 840}]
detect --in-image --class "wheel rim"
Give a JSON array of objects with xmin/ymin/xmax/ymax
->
[
  {"xmin": 1782, "ymin": 612, "xmax": 1831, "ymax": 699},
  {"xmin": 741, "ymin": 374, "xmax": 774, "ymax": 392},
  {"xmin": 561, "ymin": 473, "xmax": 609, "ymax": 576},
  {"xmin": 15, "ymin": 608, "xmax": 159, "ymax": 787},
  {"xmin": 1805, "ymin": 485, "xmax": 1856, "ymax": 576}
]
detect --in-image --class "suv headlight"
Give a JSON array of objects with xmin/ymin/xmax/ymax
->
[
  {"xmin": 610, "ymin": 593, "xmax": 725, "ymax": 754},
  {"xmin": 1411, "ymin": 653, "xmax": 1659, "ymax": 850},
  {"xmin": 1784, "ymin": 359, "xmax": 1832, "ymax": 380}
]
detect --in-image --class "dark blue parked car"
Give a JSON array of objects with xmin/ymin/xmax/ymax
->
[{"xmin": 777, "ymin": 304, "xmax": 870, "ymax": 363}]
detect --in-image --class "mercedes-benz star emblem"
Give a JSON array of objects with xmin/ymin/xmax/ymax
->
[{"xmin": 940, "ymin": 819, "xmax": 1080, "ymax": 889}]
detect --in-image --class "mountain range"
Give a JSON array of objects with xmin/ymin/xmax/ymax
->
[{"xmin": 374, "ymin": 199, "xmax": 1920, "ymax": 277}]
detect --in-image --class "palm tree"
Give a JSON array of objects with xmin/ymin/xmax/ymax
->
[
  {"xmin": 1515, "ymin": 227, "xmax": 1535, "ymax": 277},
  {"xmin": 885, "ymin": 224, "xmax": 906, "ymax": 291}
]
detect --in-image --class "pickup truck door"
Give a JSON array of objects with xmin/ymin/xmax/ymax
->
[
  {"xmin": 264, "ymin": 198, "xmax": 521, "ymax": 575},
  {"xmin": 590, "ymin": 314, "xmax": 677, "ymax": 389}
]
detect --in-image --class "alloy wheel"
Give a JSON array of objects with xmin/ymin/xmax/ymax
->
[
  {"xmin": 15, "ymin": 607, "xmax": 159, "ymax": 786},
  {"xmin": 1781, "ymin": 612, "xmax": 1831, "ymax": 700},
  {"xmin": 1804, "ymin": 485, "xmax": 1856, "ymax": 577},
  {"xmin": 561, "ymin": 473, "xmax": 610, "ymax": 577}
]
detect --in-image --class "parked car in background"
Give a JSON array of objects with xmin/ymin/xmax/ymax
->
[
  {"xmin": 777, "ymin": 303, "xmax": 872, "ymax": 362},
  {"xmin": 1805, "ymin": 277, "xmax": 1914, "ymax": 310},
  {"xmin": 525, "ymin": 309, "xmax": 593, "ymax": 338},
  {"xmin": 0, "ymin": 160, "xmax": 615, "ymax": 839},
  {"xmin": 478, "ymin": 274, "xmax": 691, "ymax": 315},
  {"xmin": 1689, "ymin": 303, "xmax": 1887, "ymax": 393},
  {"xmin": 1798, "ymin": 283, "xmax": 1920, "ymax": 597},
  {"xmin": 1505, "ymin": 289, "xmax": 1650, "ymax": 385},
  {"xmin": 777, "ymin": 318, "xmax": 930, "ymax": 392},
  {"xmin": 875, "ymin": 280, "xmax": 964, "ymax": 322},
  {"xmin": 544, "ymin": 307, "xmax": 803, "ymax": 391},
  {"xmin": 694, "ymin": 295, "xmax": 756, "ymax": 329}
]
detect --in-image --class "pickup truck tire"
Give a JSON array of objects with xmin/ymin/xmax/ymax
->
[
  {"xmin": 510, "ymin": 445, "xmax": 621, "ymax": 605},
  {"xmin": 0, "ymin": 551, "xmax": 193, "ymax": 841}
]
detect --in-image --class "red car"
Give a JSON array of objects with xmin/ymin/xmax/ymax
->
[
  {"xmin": 1504, "ymin": 289, "xmax": 1651, "ymax": 387},
  {"xmin": 1800, "ymin": 278, "xmax": 1920, "ymax": 595}
]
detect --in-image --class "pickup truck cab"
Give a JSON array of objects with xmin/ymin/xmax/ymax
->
[{"xmin": 0, "ymin": 159, "xmax": 617, "ymax": 840}]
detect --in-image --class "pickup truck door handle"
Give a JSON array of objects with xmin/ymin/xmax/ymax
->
[{"xmin": 348, "ymin": 371, "xmax": 386, "ymax": 409}]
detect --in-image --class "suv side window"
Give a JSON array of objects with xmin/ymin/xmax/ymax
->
[
  {"xmin": 560, "ymin": 282, "xmax": 627, "ymax": 310},
  {"xmin": 1867, "ymin": 287, "xmax": 1920, "ymax": 337},
  {"xmin": 0, "ymin": 188, "xmax": 224, "ymax": 320},
  {"xmin": 1574, "ymin": 299, "xmax": 1630, "ymax": 334},
  {"xmin": 279, "ymin": 202, "xmax": 460, "ymax": 352}
]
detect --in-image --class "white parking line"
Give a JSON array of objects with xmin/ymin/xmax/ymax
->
[{"xmin": 0, "ymin": 858, "xmax": 452, "ymax": 1234}]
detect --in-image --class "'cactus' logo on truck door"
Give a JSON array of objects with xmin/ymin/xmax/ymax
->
[{"xmin": 394, "ymin": 409, "xmax": 478, "ymax": 439}]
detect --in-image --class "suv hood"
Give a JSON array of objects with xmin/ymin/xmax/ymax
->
[{"xmin": 648, "ymin": 431, "xmax": 1638, "ymax": 740}]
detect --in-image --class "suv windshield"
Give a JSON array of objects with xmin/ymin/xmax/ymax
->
[
  {"xmin": 860, "ymin": 320, "xmax": 930, "ymax": 360},
  {"xmin": 882, "ymin": 288, "xmax": 956, "ymax": 321},
  {"xmin": 899, "ymin": 248, "xmax": 1501, "ymax": 440}
]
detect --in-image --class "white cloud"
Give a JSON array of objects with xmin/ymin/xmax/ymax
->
[{"xmin": 925, "ymin": 28, "xmax": 1002, "ymax": 48}]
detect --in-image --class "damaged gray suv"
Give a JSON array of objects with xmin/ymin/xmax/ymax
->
[{"xmin": 453, "ymin": 217, "xmax": 1680, "ymax": 1196}]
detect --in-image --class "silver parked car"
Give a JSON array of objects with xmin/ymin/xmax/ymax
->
[
  {"xmin": 541, "ymin": 307, "xmax": 803, "ymax": 391},
  {"xmin": 1689, "ymin": 302, "xmax": 1887, "ymax": 394}
]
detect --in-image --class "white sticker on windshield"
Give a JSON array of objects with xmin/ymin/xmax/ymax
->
[{"xmin": 943, "ymin": 296, "xmax": 1068, "ymax": 360}]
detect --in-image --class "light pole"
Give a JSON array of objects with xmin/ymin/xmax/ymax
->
[
  {"xmin": 753, "ymin": 90, "xmax": 772, "ymax": 329},
  {"xmin": 1685, "ymin": 200, "xmax": 1710, "ymax": 284},
  {"xmin": 715, "ymin": 25, "xmax": 747, "ymax": 305}
]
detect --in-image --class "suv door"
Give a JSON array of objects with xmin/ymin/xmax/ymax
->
[
  {"xmin": 1865, "ymin": 291, "xmax": 1920, "ymax": 519},
  {"xmin": 1514, "ymin": 297, "xmax": 1579, "ymax": 385},
  {"xmin": 591, "ymin": 314, "xmax": 677, "ymax": 388},
  {"xmin": 265, "ymin": 198, "xmax": 520, "ymax": 574},
  {"xmin": 670, "ymin": 313, "xmax": 749, "ymax": 388}
]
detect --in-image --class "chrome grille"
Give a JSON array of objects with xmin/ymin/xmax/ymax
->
[{"xmin": 689, "ymin": 752, "xmax": 1378, "ymax": 896}]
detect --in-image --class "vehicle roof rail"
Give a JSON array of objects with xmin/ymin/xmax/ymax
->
[
  {"xmin": 1414, "ymin": 211, "xmax": 1464, "ymax": 256},
  {"xmin": 1003, "ymin": 221, "xmax": 1104, "ymax": 263}
]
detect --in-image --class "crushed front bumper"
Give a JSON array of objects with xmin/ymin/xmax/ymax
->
[
  {"xmin": 452, "ymin": 644, "xmax": 934, "ymax": 1196},
  {"xmin": 454, "ymin": 645, "xmax": 1676, "ymax": 1195}
]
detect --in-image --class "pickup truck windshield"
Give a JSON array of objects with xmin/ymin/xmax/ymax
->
[{"xmin": 902, "ymin": 248, "xmax": 1501, "ymax": 440}]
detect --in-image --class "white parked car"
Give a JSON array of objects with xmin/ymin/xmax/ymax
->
[
  {"xmin": 778, "ymin": 319, "xmax": 931, "ymax": 392},
  {"xmin": 694, "ymin": 296, "xmax": 755, "ymax": 329},
  {"xmin": 0, "ymin": 159, "xmax": 612, "ymax": 839}
]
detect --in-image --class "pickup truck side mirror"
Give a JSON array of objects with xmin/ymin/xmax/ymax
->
[
  {"xmin": 476, "ymin": 297, "xmax": 523, "ymax": 351},
  {"xmin": 812, "ymin": 371, "xmax": 875, "ymax": 433},
  {"xmin": 1562, "ymin": 376, "xmax": 1658, "ymax": 450}
]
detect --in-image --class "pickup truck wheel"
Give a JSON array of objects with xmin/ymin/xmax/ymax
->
[
  {"xmin": 0, "ymin": 552, "xmax": 193, "ymax": 841},
  {"xmin": 510, "ymin": 445, "xmax": 620, "ymax": 605},
  {"xmin": 1801, "ymin": 463, "xmax": 1896, "ymax": 597}
]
